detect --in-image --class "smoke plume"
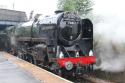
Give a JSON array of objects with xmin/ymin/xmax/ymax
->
[{"xmin": 93, "ymin": 0, "xmax": 125, "ymax": 72}]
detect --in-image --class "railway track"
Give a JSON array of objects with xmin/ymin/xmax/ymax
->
[
  {"xmin": 41, "ymin": 66, "xmax": 115, "ymax": 83},
  {"xmin": 81, "ymin": 74, "xmax": 115, "ymax": 83},
  {"xmin": 68, "ymin": 72, "xmax": 115, "ymax": 83}
]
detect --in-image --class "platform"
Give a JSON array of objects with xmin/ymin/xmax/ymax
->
[{"xmin": 0, "ymin": 52, "xmax": 73, "ymax": 83}]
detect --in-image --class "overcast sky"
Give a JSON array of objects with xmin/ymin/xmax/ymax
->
[
  {"xmin": 93, "ymin": 0, "xmax": 125, "ymax": 17},
  {"xmin": 0, "ymin": 0, "xmax": 125, "ymax": 17},
  {"xmin": 0, "ymin": 0, "xmax": 58, "ymax": 16}
]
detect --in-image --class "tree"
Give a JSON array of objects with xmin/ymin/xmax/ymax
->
[{"xmin": 57, "ymin": 0, "xmax": 93, "ymax": 17}]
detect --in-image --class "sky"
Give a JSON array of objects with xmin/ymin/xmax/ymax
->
[
  {"xmin": 93, "ymin": 0, "xmax": 125, "ymax": 17},
  {"xmin": 0, "ymin": 0, "xmax": 125, "ymax": 16},
  {"xmin": 0, "ymin": 0, "xmax": 58, "ymax": 17}
]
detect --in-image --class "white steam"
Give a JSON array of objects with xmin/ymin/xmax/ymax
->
[{"xmin": 93, "ymin": 0, "xmax": 125, "ymax": 72}]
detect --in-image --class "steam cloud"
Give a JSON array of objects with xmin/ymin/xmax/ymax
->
[{"xmin": 93, "ymin": 0, "xmax": 125, "ymax": 72}]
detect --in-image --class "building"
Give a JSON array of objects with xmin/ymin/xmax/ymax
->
[{"xmin": 0, "ymin": 8, "xmax": 27, "ymax": 30}]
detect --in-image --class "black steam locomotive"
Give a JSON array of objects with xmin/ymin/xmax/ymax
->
[{"xmin": 5, "ymin": 11, "xmax": 96, "ymax": 76}]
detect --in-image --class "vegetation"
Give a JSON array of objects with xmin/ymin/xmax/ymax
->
[{"xmin": 57, "ymin": 0, "xmax": 93, "ymax": 16}]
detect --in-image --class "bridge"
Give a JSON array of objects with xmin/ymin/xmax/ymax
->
[{"xmin": 0, "ymin": 8, "xmax": 27, "ymax": 30}]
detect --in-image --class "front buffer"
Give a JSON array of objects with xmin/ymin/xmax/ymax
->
[{"xmin": 57, "ymin": 56, "xmax": 96, "ymax": 75}]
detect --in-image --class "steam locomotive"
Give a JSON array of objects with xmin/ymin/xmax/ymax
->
[{"xmin": 5, "ymin": 11, "xmax": 96, "ymax": 76}]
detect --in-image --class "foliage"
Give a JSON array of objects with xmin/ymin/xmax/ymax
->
[{"xmin": 57, "ymin": 0, "xmax": 93, "ymax": 16}]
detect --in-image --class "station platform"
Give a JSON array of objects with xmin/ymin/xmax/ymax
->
[{"xmin": 0, "ymin": 52, "xmax": 73, "ymax": 83}]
